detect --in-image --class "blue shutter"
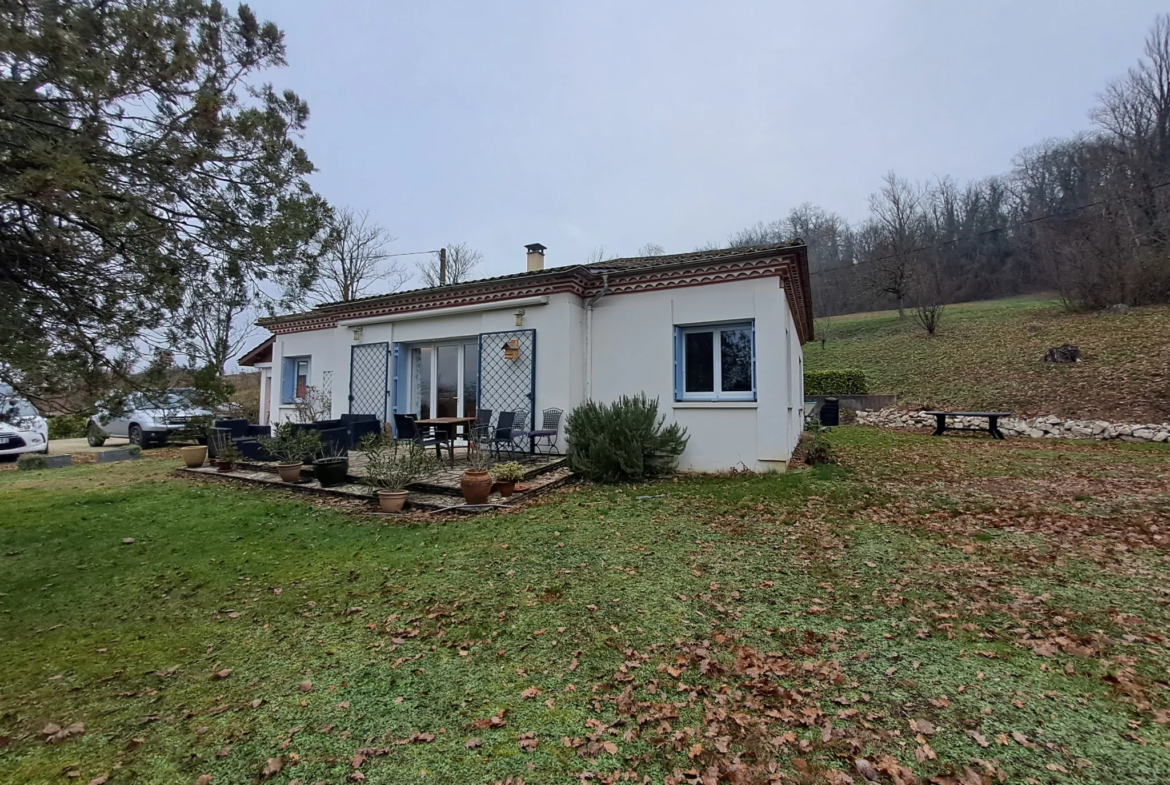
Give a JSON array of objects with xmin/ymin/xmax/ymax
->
[
  {"xmin": 751, "ymin": 321, "xmax": 757, "ymax": 402},
  {"xmin": 673, "ymin": 326, "xmax": 683, "ymax": 401},
  {"xmin": 281, "ymin": 358, "xmax": 295, "ymax": 404},
  {"xmin": 390, "ymin": 343, "xmax": 406, "ymax": 436}
]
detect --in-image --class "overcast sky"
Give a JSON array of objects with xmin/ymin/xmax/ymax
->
[{"xmin": 248, "ymin": 0, "xmax": 1166, "ymax": 284}]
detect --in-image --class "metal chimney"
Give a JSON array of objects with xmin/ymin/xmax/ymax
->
[{"xmin": 525, "ymin": 243, "xmax": 546, "ymax": 272}]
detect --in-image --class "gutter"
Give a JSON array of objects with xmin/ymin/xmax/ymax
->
[{"xmin": 336, "ymin": 296, "xmax": 550, "ymax": 328}]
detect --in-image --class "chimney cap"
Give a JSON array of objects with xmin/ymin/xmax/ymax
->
[{"xmin": 525, "ymin": 243, "xmax": 547, "ymax": 254}]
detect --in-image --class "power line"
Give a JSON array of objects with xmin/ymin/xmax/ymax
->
[
  {"xmin": 807, "ymin": 178, "xmax": 1170, "ymax": 277},
  {"xmin": 383, "ymin": 249, "xmax": 441, "ymax": 258}
]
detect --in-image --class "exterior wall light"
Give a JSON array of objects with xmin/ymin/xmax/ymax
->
[
  {"xmin": 514, "ymin": 308, "xmax": 526, "ymax": 326},
  {"xmin": 352, "ymin": 326, "xmax": 363, "ymax": 342}
]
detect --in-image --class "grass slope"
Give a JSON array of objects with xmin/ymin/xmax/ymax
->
[
  {"xmin": 1, "ymin": 441, "xmax": 1169, "ymax": 784},
  {"xmin": 806, "ymin": 296, "xmax": 1170, "ymax": 421}
]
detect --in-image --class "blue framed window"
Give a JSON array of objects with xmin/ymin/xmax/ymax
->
[
  {"xmin": 673, "ymin": 321, "xmax": 755, "ymax": 402},
  {"xmin": 281, "ymin": 356, "xmax": 311, "ymax": 404}
]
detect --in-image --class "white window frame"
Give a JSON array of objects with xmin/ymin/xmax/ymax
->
[{"xmin": 676, "ymin": 321, "xmax": 756, "ymax": 402}]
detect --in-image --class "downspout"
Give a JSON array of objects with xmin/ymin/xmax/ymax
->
[{"xmin": 584, "ymin": 272, "xmax": 611, "ymax": 400}]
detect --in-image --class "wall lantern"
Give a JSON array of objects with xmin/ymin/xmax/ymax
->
[
  {"xmin": 351, "ymin": 326, "xmax": 364, "ymax": 342},
  {"xmin": 514, "ymin": 308, "xmax": 526, "ymax": 326}
]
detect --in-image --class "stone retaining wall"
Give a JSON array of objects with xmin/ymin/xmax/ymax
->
[{"xmin": 856, "ymin": 409, "xmax": 1170, "ymax": 443}]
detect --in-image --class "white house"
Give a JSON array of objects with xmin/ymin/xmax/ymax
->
[{"xmin": 245, "ymin": 241, "xmax": 813, "ymax": 472}]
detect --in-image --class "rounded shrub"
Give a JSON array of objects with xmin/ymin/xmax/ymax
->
[{"xmin": 565, "ymin": 394, "xmax": 688, "ymax": 483}]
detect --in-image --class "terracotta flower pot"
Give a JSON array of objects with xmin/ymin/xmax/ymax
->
[
  {"xmin": 180, "ymin": 445, "xmax": 207, "ymax": 468},
  {"xmin": 277, "ymin": 462, "xmax": 303, "ymax": 483},
  {"xmin": 377, "ymin": 490, "xmax": 409, "ymax": 513},
  {"xmin": 216, "ymin": 459, "xmax": 233, "ymax": 473},
  {"xmin": 496, "ymin": 480, "xmax": 517, "ymax": 498},
  {"xmin": 461, "ymin": 469, "xmax": 493, "ymax": 505}
]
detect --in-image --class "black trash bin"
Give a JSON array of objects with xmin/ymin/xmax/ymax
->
[{"xmin": 820, "ymin": 397, "xmax": 840, "ymax": 427}]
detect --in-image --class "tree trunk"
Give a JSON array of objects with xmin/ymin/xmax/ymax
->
[{"xmin": 897, "ymin": 297, "xmax": 905, "ymax": 319}]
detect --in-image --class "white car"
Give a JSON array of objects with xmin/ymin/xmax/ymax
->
[
  {"xmin": 0, "ymin": 387, "xmax": 49, "ymax": 458},
  {"xmin": 87, "ymin": 388, "xmax": 212, "ymax": 447}
]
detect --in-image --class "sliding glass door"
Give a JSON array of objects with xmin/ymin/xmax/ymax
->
[{"xmin": 408, "ymin": 341, "xmax": 479, "ymax": 421}]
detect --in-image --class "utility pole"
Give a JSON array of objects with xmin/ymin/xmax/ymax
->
[{"xmin": 439, "ymin": 247, "xmax": 447, "ymax": 286}]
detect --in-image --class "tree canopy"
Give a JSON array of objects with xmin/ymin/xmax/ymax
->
[{"xmin": 0, "ymin": 0, "xmax": 329, "ymax": 404}]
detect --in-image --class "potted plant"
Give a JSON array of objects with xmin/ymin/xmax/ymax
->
[
  {"xmin": 312, "ymin": 438, "xmax": 350, "ymax": 488},
  {"xmin": 215, "ymin": 441, "xmax": 241, "ymax": 473},
  {"xmin": 357, "ymin": 435, "xmax": 436, "ymax": 513},
  {"xmin": 460, "ymin": 442, "xmax": 494, "ymax": 505},
  {"xmin": 259, "ymin": 423, "xmax": 321, "ymax": 483},
  {"xmin": 491, "ymin": 461, "xmax": 525, "ymax": 498}
]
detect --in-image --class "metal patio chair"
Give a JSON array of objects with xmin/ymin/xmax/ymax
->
[{"xmin": 519, "ymin": 408, "xmax": 563, "ymax": 456}]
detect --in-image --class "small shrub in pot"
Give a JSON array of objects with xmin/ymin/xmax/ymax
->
[
  {"xmin": 215, "ymin": 441, "xmax": 241, "ymax": 472},
  {"xmin": 357, "ymin": 435, "xmax": 436, "ymax": 513},
  {"xmin": 460, "ymin": 442, "xmax": 494, "ymax": 504},
  {"xmin": 312, "ymin": 439, "xmax": 350, "ymax": 487},
  {"xmin": 491, "ymin": 461, "xmax": 525, "ymax": 497},
  {"xmin": 259, "ymin": 423, "xmax": 321, "ymax": 483}
]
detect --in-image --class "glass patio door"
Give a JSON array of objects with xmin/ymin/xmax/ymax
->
[
  {"xmin": 409, "ymin": 341, "xmax": 480, "ymax": 423},
  {"xmin": 435, "ymin": 344, "xmax": 460, "ymax": 418}
]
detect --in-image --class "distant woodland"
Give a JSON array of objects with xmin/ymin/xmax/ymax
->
[{"xmin": 720, "ymin": 15, "xmax": 1170, "ymax": 318}]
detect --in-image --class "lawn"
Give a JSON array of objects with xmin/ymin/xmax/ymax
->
[
  {"xmin": 1, "ymin": 432, "xmax": 1168, "ymax": 784},
  {"xmin": 806, "ymin": 296, "xmax": 1170, "ymax": 422}
]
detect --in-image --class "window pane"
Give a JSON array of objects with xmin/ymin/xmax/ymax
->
[
  {"xmin": 411, "ymin": 347, "xmax": 431, "ymax": 419},
  {"xmin": 684, "ymin": 331, "xmax": 714, "ymax": 393},
  {"xmin": 720, "ymin": 329, "xmax": 753, "ymax": 392},
  {"xmin": 295, "ymin": 359, "xmax": 309, "ymax": 399},
  {"xmin": 436, "ymin": 345, "xmax": 459, "ymax": 418},
  {"xmin": 462, "ymin": 343, "xmax": 479, "ymax": 418}
]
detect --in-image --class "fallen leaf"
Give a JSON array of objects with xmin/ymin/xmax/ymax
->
[
  {"xmin": 518, "ymin": 732, "xmax": 538, "ymax": 751},
  {"xmin": 195, "ymin": 777, "xmax": 212, "ymax": 785},
  {"xmin": 211, "ymin": 669, "xmax": 232, "ymax": 681},
  {"xmin": 520, "ymin": 686, "xmax": 542, "ymax": 699},
  {"xmin": 122, "ymin": 538, "xmax": 134, "ymax": 544},
  {"xmin": 260, "ymin": 756, "xmax": 284, "ymax": 779},
  {"xmin": 465, "ymin": 738, "xmax": 482, "ymax": 749},
  {"xmin": 298, "ymin": 681, "xmax": 313, "ymax": 693},
  {"xmin": 86, "ymin": 776, "xmax": 109, "ymax": 785},
  {"xmin": 853, "ymin": 759, "xmax": 880, "ymax": 781},
  {"xmin": 967, "ymin": 730, "xmax": 990, "ymax": 748},
  {"xmin": 910, "ymin": 718, "xmax": 935, "ymax": 735}
]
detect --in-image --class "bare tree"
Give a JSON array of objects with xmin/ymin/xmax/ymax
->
[
  {"xmin": 313, "ymin": 208, "xmax": 404, "ymax": 303},
  {"xmin": 417, "ymin": 243, "xmax": 483, "ymax": 287},
  {"xmin": 864, "ymin": 171, "xmax": 926, "ymax": 318},
  {"xmin": 636, "ymin": 243, "xmax": 666, "ymax": 256},
  {"xmin": 586, "ymin": 245, "xmax": 618, "ymax": 264},
  {"xmin": 166, "ymin": 259, "xmax": 258, "ymax": 376}
]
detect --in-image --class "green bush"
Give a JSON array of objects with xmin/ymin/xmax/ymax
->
[
  {"xmin": 17, "ymin": 453, "xmax": 48, "ymax": 471},
  {"xmin": 565, "ymin": 394, "xmax": 688, "ymax": 483},
  {"xmin": 804, "ymin": 434, "xmax": 836, "ymax": 466},
  {"xmin": 47, "ymin": 416, "xmax": 88, "ymax": 440},
  {"xmin": 804, "ymin": 369, "xmax": 868, "ymax": 396}
]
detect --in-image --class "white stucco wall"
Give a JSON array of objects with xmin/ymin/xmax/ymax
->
[
  {"xmin": 267, "ymin": 278, "xmax": 804, "ymax": 472},
  {"xmin": 588, "ymin": 277, "xmax": 802, "ymax": 472},
  {"xmin": 268, "ymin": 294, "xmax": 582, "ymax": 439}
]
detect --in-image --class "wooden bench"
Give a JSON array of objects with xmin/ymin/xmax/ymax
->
[{"xmin": 922, "ymin": 411, "xmax": 1011, "ymax": 440}]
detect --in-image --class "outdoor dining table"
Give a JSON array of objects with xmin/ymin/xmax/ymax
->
[{"xmin": 413, "ymin": 416, "xmax": 478, "ymax": 466}]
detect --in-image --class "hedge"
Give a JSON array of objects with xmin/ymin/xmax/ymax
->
[
  {"xmin": 804, "ymin": 369, "xmax": 868, "ymax": 396},
  {"xmin": 48, "ymin": 415, "xmax": 89, "ymax": 440}
]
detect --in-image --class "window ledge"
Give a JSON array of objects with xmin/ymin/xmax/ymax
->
[{"xmin": 673, "ymin": 401, "xmax": 758, "ymax": 409}]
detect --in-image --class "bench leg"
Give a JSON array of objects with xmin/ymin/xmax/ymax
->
[
  {"xmin": 932, "ymin": 415, "xmax": 947, "ymax": 436},
  {"xmin": 989, "ymin": 416, "xmax": 1005, "ymax": 440}
]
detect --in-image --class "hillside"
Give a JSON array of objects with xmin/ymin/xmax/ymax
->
[{"xmin": 805, "ymin": 296, "xmax": 1170, "ymax": 421}]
